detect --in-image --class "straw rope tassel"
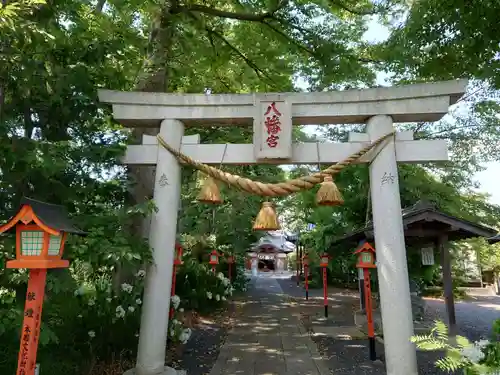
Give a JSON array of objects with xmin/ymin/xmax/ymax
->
[
  {"xmin": 316, "ymin": 175, "xmax": 343, "ymax": 206},
  {"xmin": 156, "ymin": 132, "xmax": 394, "ymax": 197},
  {"xmin": 197, "ymin": 175, "xmax": 222, "ymax": 204},
  {"xmin": 253, "ymin": 202, "xmax": 280, "ymax": 231}
]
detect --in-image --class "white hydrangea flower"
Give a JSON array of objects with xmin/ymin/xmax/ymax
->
[
  {"xmin": 128, "ymin": 306, "xmax": 135, "ymax": 313},
  {"xmin": 115, "ymin": 306, "xmax": 126, "ymax": 318},
  {"xmin": 221, "ymin": 296, "xmax": 226, "ymax": 301},
  {"xmin": 88, "ymin": 330, "xmax": 96, "ymax": 338},
  {"xmin": 217, "ymin": 272, "xmax": 225, "ymax": 280},
  {"xmin": 136, "ymin": 298, "xmax": 142, "ymax": 305},
  {"xmin": 461, "ymin": 344, "xmax": 485, "ymax": 364},
  {"xmin": 179, "ymin": 308, "xmax": 184, "ymax": 312},
  {"xmin": 215, "ymin": 294, "xmax": 220, "ymax": 301},
  {"xmin": 172, "ymin": 319, "xmax": 180, "ymax": 325},
  {"xmin": 121, "ymin": 283, "xmax": 133, "ymax": 293},
  {"xmin": 206, "ymin": 291, "xmax": 212, "ymax": 300},
  {"xmin": 222, "ymin": 278, "xmax": 230, "ymax": 286},
  {"xmin": 136, "ymin": 270, "xmax": 146, "ymax": 278},
  {"xmin": 106, "ymin": 297, "xmax": 112, "ymax": 303},
  {"xmin": 476, "ymin": 339, "xmax": 490, "ymax": 349},
  {"xmin": 171, "ymin": 295, "xmax": 181, "ymax": 310},
  {"xmin": 88, "ymin": 298, "xmax": 95, "ymax": 306},
  {"xmin": 77, "ymin": 314, "xmax": 83, "ymax": 318},
  {"xmin": 179, "ymin": 327, "xmax": 192, "ymax": 344}
]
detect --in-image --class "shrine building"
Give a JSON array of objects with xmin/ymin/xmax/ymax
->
[{"xmin": 246, "ymin": 231, "xmax": 295, "ymax": 273}]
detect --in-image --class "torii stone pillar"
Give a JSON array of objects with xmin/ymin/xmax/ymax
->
[
  {"xmin": 368, "ymin": 115, "xmax": 417, "ymax": 374},
  {"xmin": 134, "ymin": 120, "xmax": 184, "ymax": 375},
  {"xmin": 98, "ymin": 79, "xmax": 467, "ymax": 375}
]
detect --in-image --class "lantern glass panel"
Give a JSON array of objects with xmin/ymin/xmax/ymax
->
[
  {"xmin": 321, "ymin": 256, "xmax": 329, "ymax": 265},
  {"xmin": 361, "ymin": 252, "xmax": 372, "ymax": 264},
  {"xmin": 48, "ymin": 234, "xmax": 63, "ymax": 256},
  {"xmin": 210, "ymin": 255, "xmax": 217, "ymax": 263},
  {"xmin": 21, "ymin": 230, "xmax": 44, "ymax": 256}
]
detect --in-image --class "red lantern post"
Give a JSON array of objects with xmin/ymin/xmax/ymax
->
[
  {"xmin": 209, "ymin": 250, "xmax": 219, "ymax": 274},
  {"xmin": 320, "ymin": 253, "xmax": 331, "ymax": 317},
  {"xmin": 170, "ymin": 243, "xmax": 183, "ymax": 319},
  {"xmin": 302, "ymin": 254, "xmax": 310, "ymax": 300},
  {"xmin": 355, "ymin": 242, "xmax": 377, "ymax": 361},
  {"xmin": 227, "ymin": 255, "xmax": 235, "ymax": 281},
  {"xmin": 0, "ymin": 198, "xmax": 85, "ymax": 375}
]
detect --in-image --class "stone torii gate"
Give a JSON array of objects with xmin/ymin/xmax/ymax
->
[{"xmin": 98, "ymin": 79, "xmax": 467, "ymax": 375}]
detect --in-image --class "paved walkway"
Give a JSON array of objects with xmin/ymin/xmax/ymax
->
[{"xmin": 209, "ymin": 275, "xmax": 330, "ymax": 375}]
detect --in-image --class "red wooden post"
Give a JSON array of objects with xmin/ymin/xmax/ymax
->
[
  {"xmin": 320, "ymin": 253, "xmax": 330, "ymax": 317},
  {"xmin": 363, "ymin": 268, "xmax": 376, "ymax": 360},
  {"xmin": 17, "ymin": 269, "xmax": 47, "ymax": 375},
  {"xmin": 227, "ymin": 255, "xmax": 234, "ymax": 282},
  {"xmin": 304, "ymin": 266, "xmax": 309, "ymax": 300},
  {"xmin": 169, "ymin": 266, "xmax": 177, "ymax": 319},
  {"xmin": 296, "ymin": 258, "xmax": 300, "ymax": 286},
  {"xmin": 322, "ymin": 268, "xmax": 328, "ymax": 316},
  {"xmin": 302, "ymin": 254, "xmax": 310, "ymax": 300},
  {"xmin": 355, "ymin": 242, "xmax": 377, "ymax": 361},
  {"xmin": 170, "ymin": 243, "xmax": 183, "ymax": 319}
]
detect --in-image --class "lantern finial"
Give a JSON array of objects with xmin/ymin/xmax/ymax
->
[
  {"xmin": 253, "ymin": 202, "xmax": 280, "ymax": 231},
  {"xmin": 316, "ymin": 175, "xmax": 343, "ymax": 206}
]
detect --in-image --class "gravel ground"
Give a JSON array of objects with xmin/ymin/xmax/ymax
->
[
  {"xmin": 311, "ymin": 336, "xmax": 458, "ymax": 375},
  {"xmin": 424, "ymin": 295, "xmax": 500, "ymax": 341},
  {"xmin": 166, "ymin": 304, "xmax": 236, "ymax": 375}
]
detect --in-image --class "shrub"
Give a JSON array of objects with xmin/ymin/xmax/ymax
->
[{"xmin": 412, "ymin": 320, "xmax": 500, "ymax": 374}]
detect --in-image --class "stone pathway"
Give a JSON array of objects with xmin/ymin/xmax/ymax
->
[{"xmin": 209, "ymin": 275, "xmax": 330, "ymax": 375}]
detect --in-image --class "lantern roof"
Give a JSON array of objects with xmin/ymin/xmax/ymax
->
[
  {"xmin": 354, "ymin": 241, "xmax": 375, "ymax": 254},
  {"xmin": 0, "ymin": 197, "xmax": 86, "ymax": 236}
]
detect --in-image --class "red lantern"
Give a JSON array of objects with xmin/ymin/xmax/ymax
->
[
  {"xmin": 320, "ymin": 253, "xmax": 330, "ymax": 268},
  {"xmin": 209, "ymin": 250, "xmax": 219, "ymax": 274},
  {"xmin": 0, "ymin": 198, "xmax": 85, "ymax": 375},
  {"xmin": 355, "ymin": 242, "xmax": 376, "ymax": 269},
  {"xmin": 209, "ymin": 250, "xmax": 219, "ymax": 265}
]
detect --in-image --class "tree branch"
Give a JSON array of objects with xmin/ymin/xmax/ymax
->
[
  {"xmin": 187, "ymin": 12, "xmax": 279, "ymax": 88},
  {"xmin": 328, "ymin": 0, "xmax": 388, "ymax": 16},
  {"xmin": 175, "ymin": 1, "xmax": 288, "ymax": 22},
  {"xmin": 262, "ymin": 20, "xmax": 316, "ymax": 56}
]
